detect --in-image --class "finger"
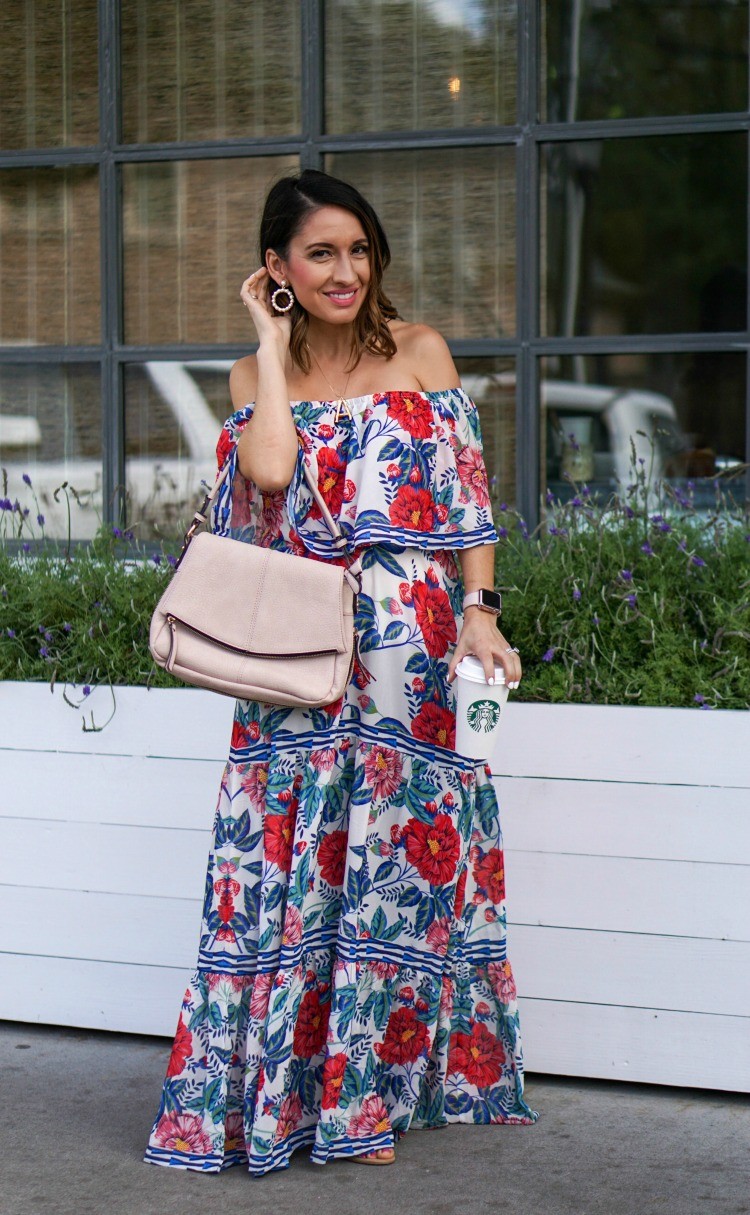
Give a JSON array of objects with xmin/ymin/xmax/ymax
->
[{"xmin": 447, "ymin": 645, "xmax": 466, "ymax": 683}]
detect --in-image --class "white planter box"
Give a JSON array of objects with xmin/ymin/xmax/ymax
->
[{"xmin": 1, "ymin": 682, "xmax": 748, "ymax": 1091}]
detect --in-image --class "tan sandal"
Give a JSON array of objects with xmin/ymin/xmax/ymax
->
[{"xmin": 352, "ymin": 1147, "xmax": 395, "ymax": 1165}]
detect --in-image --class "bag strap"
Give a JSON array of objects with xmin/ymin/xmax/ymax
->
[{"xmin": 176, "ymin": 439, "xmax": 363, "ymax": 593}]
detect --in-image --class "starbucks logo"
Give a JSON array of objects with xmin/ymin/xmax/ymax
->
[{"xmin": 467, "ymin": 698, "xmax": 501, "ymax": 734}]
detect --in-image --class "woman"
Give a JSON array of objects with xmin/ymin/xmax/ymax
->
[{"xmin": 145, "ymin": 169, "xmax": 537, "ymax": 1177}]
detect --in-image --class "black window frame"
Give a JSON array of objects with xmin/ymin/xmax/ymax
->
[{"xmin": 0, "ymin": 0, "xmax": 748, "ymax": 531}]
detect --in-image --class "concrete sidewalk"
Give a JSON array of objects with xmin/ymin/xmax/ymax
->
[{"xmin": 1, "ymin": 1020, "xmax": 748, "ymax": 1215}]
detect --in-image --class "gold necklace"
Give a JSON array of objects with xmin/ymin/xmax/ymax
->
[{"xmin": 306, "ymin": 342, "xmax": 354, "ymax": 422}]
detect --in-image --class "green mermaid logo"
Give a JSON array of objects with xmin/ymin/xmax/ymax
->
[{"xmin": 467, "ymin": 698, "xmax": 501, "ymax": 734}]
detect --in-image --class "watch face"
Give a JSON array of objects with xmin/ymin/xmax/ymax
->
[{"xmin": 479, "ymin": 589, "xmax": 502, "ymax": 612}]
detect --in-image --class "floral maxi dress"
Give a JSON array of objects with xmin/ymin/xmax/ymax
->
[{"xmin": 144, "ymin": 388, "xmax": 538, "ymax": 1176}]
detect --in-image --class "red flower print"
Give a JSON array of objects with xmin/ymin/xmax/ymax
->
[
  {"xmin": 456, "ymin": 445, "xmax": 491, "ymax": 508},
  {"xmin": 402, "ymin": 813, "xmax": 460, "ymax": 886},
  {"xmin": 264, "ymin": 806, "xmax": 297, "ymax": 873},
  {"xmin": 454, "ymin": 866, "xmax": 468, "ymax": 918},
  {"xmin": 375, "ymin": 1006, "xmax": 429, "ymax": 1065},
  {"xmin": 363, "ymin": 745, "xmax": 404, "ymax": 799},
  {"xmin": 274, "ymin": 1091, "xmax": 303, "ymax": 1141},
  {"xmin": 318, "ymin": 829, "xmax": 348, "ymax": 887},
  {"xmin": 398, "ymin": 581, "xmax": 414, "ymax": 605},
  {"xmin": 315, "ymin": 446, "xmax": 347, "ymax": 516},
  {"xmin": 389, "ymin": 485, "xmax": 436, "ymax": 532},
  {"xmin": 435, "ymin": 503, "xmax": 449, "ymax": 523},
  {"xmin": 433, "ymin": 548, "xmax": 460, "ymax": 579},
  {"xmin": 240, "ymin": 762, "xmax": 268, "ymax": 809},
  {"xmin": 154, "ymin": 1112, "xmax": 212, "ymax": 1155},
  {"xmin": 386, "ymin": 391, "xmax": 433, "ymax": 439},
  {"xmin": 249, "ymin": 972, "xmax": 274, "ymax": 1020},
  {"xmin": 216, "ymin": 426, "xmax": 235, "ymax": 472},
  {"xmin": 368, "ymin": 960, "xmax": 400, "ymax": 980},
  {"xmin": 343, "ymin": 478, "xmax": 356, "ymax": 501},
  {"xmin": 322, "ymin": 694, "xmax": 344, "ymax": 718},
  {"xmin": 293, "ymin": 989, "xmax": 330, "ymax": 1058},
  {"xmin": 166, "ymin": 1018, "xmax": 192, "ymax": 1077},
  {"xmin": 318, "ymin": 423, "xmax": 335, "ymax": 439},
  {"xmin": 258, "ymin": 490, "xmax": 285, "ymax": 546},
  {"xmin": 282, "ymin": 905, "xmax": 303, "ymax": 946},
  {"xmin": 411, "ymin": 581, "xmax": 457, "ymax": 659},
  {"xmin": 447, "ymin": 1023, "xmax": 506, "ymax": 1088},
  {"xmin": 347, "ymin": 1094, "xmax": 392, "ymax": 1138},
  {"xmin": 488, "ymin": 960, "xmax": 517, "ymax": 1004},
  {"xmin": 310, "ymin": 746, "xmax": 336, "ymax": 771},
  {"xmin": 223, "ymin": 1111, "xmax": 245, "ymax": 1151},
  {"xmin": 231, "ymin": 720, "xmax": 254, "ymax": 750},
  {"xmin": 322, "ymin": 1052, "xmax": 348, "ymax": 1109},
  {"xmin": 410, "ymin": 702, "xmax": 456, "ymax": 751},
  {"xmin": 426, "ymin": 915, "xmax": 450, "ymax": 956},
  {"xmin": 473, "ymin": 847, "xmax": 505, "ymax": 905}
]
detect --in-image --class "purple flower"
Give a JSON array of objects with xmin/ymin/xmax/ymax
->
[
  {"xmin": 620, "ymin": 569, "xmax": 633, "ymax": 582},
  {"xmin": 82, "ymin": 685, "xmax": 91, "ymax": 697},
  {"xmin": 151, "ymin": 553, "xmax": 162, "ymax": 565},
  {"xmin": 0, "ymin": 498, "xmax": 11, "ymax": 510},
  {"xmin": 167, "ymin": 554, "xmax": 178, "ymax": 567},
  {"xmin": 640, "ymin": 541, "xmax": 654, "ymax": 556},
  {"xmin": 571, "ymin": 496, "xmax": 583, "ymax": 508},
  {"xmin": 22, "ymin": 473, "xmax": 32, "ymax": 486},
  {"xmin": 124, "ymin": 529, "xmax": 135, "ymax": 541},
  {"xmin": 659, "ymin": 522, "xmax": 671, "ymax": 534},
  {"xmin": 499, "ymin": 502, "xmax": 508, "ymax": 512},
  {"xmin": 542, "ymin": 647, "xmax": 556, "ymax": 662},
  {"xmin": 572, "ymin": 588, "xmax": 582, "ymax": 601},
  {"xmin": 545, "ymin": 490, "xmax": 555, "ymax": 506},
  {"xmin": 44, "ymin": 629, "xmax": 53, "ymax": 642},
  {"xmin": 651, "ymin": 514, "xmax": 663, "ymax": 523},
  {"xmin": 63, "ymin": 622, "xmax": 72, "ymax": 633},
  {"xmin": 691, "ymin": 555, "xmax": 706, "ymax": 568},
  {"xmin": 22, "ymin": 542, "xmax": 30, "ymax": 552},
  {"xmin": 624, "ymin": 506, "xmax": 634, "ymax": 519},
  {"xmin": 37, "ymin": 514, "xmax": 45, "ymax": 527},
  {"xmin": 626, "ymin": 593, "xmax": 637, "ymax": 607},
  {"xmin": 678, "ymin": 539, "xmax": 687, "ymax": 552},
  {"xmin": 497, "ymin": 527, "xmax": 508, "ymax": 539},
  {"xmin": 37, "ymin": 625, "xmax": 44, "ymax": 634},
  {"xmin": 112, "ymin": 527, "xmax": 123, "ymax": 539},
  {"xmin": 593, "ymin": 615, "xmax": 600, "ymax": 627},
  {"xmin": 582, "ymin": 485, "xmax": 590, "ymax": 498},
  {"xmin": 40, "ymin": 645, "xmax": 49, "ymax": 657},
  {"xmin": 6, "ymin": 628, "xmax": 15, "ymax": 638},
  {"xmin": 694, "ymin": 693, "xmax": 705, "ymax": 705}
]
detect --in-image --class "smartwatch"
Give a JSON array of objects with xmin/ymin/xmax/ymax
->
[{"xmin": 463, "ymin": 588, "xmax": 502, "ymax": 615}]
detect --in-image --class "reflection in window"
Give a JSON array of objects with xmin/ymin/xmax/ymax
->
[
  {"xmin": 0, "ymin": 0, "xmax": 99, "ymax": 149},
  {"xmin": 0, "ymin": 167, "xmax": 101, "ymax": 345},
  {"xmin": 122, "ymin": 156, "xmax": 298, "ymax": 345},
  {"xmin": 124, "ymin": 361, "xmax": 231, "ymax": 537},
  {"xmin": 326, "ymin": 148, "xmax": 516, "ymax": 339},
  {"xmin": 0, "ymin": 363, "xmax": 101, "ymax": 540},
  {"xmin": 542, "ymin": 133, "xmax": 747, "ymax": 338},
  {"xmin": 542, "ymin": 352, "xmax": 746, "ymax": 508},
  {"xmin": 457, "ymin": 359, "xmax": 516, "ymax": 508},
  {"xmin": 325, "ymin": 0, "xmax": 516, "ymax": 133},
  {"xmin": 121, "ymin": 0, "xmax": 300, "ymax": 143},
  {"xmin": 542, "ymin": 1, "xmax": 748, "ymax": 122}
]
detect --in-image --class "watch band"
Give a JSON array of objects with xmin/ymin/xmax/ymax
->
[{"xmin": 463, "ymin": 588, "xmax": 502, "ymax": 615}]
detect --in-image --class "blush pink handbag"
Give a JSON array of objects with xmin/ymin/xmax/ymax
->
[{"xmin": 149, "ymin": 448, "xmax": 362, "ymax": 707}]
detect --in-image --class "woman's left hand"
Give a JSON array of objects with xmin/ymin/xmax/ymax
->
[{"xmin": 447, "ymin": 608, "xmax": 521, "ymax": 689}]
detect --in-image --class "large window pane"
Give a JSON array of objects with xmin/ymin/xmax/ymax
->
[
  {"xmin": 122, "ymin": 156, "xmax": 298, "ymax": 345},
  {"xmin": 121, "ymin": 1, "xmax": 301, "ymax": 143},
  {"xmin": 542, "ymin": 1, "xmax": 748, "ymax": 122},
  {"xmin": 0, "ymin": 167, "xmax": 100, "ymax": 345},
  {"xmin": 542, "ymin": 133, "xmax": 747, "ymax": 338},
  {"xmin": 0, "ymin": 0, "xmax": 99, "ymax": 149},
  {"xmin": 0, "ymin": 363, "xmax": 101, "ymax": 540},
  {"xmin": 457, "ymin": 358, "xmax": 516, "ymax": 508},
  {"xmin": 327, "ymin": 148, "xmax": 516, "ymax": 338},
  {"xmin": 542, "ymin": 351, "xmax": 746, "ymax": 508},
  {"xmin": 124, "ymin": 361, "xmax": 231, "ymax": 538},
  {"xmin": 325, "ymin": 0, "xmax": 516, "ymax": 133}
]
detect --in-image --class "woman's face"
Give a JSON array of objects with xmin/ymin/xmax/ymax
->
[{"xmin": 270, "ymin": 205, "xmax": 372, "ymax": 323}]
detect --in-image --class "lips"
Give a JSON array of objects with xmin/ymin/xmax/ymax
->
[{"xmin": 324, "ymin": 288, "xmax": 359, "ymax": 307}]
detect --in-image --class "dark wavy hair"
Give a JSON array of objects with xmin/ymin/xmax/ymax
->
[{"xmin": 259, "ymin": 169, "xmax": 400, "ymax": 373}]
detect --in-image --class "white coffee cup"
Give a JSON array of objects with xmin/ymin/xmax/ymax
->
[{"xmin": 454, "ymin": 654, "xmax": 509, "ymax": 761}]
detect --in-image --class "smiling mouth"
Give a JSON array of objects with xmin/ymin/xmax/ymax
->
[{"xmin": 324, "ymin": 288, "xmax": 359, "ymax": 302}]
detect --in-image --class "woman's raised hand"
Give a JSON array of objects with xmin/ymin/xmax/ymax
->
[{"xmin": 240, "ymin": 268, "xmax": 292, "ymax": 349}]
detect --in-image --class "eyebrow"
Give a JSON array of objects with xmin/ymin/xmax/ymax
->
[{"xmin": 303, "ymin": 238, "xmax": 369, "ymax": 250}]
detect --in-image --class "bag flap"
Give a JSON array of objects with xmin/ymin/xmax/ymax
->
[{"xmin": 160, "ymin": 532, "xmax": 350, "ymax": 656}]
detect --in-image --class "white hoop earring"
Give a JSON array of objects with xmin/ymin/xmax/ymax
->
[{"xmin": 271, "ymin": 279, "xmax": 295, "ymax": 313}]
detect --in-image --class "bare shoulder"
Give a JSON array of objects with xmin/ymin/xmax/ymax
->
[
  {"xmin": 391, "ymin": 321, "xmax": 461, "ymax": 391},
  {"xmin": 229, "ymin": 354, "xmax": 258, "ymax": 407}
]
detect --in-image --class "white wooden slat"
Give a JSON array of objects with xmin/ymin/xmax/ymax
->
[
  {"xmin": 494, "ymin": 777, "xmax": 750, "ymax": 866},
  {"xmin": 0, "ymin": 818, "xmax": 212, "ymax": 900},
  {"xmin": 0, "ymin": 681, "xmax": 235, "ymax": 759},
  {"xmin": 490, "ymin": 703, "xmax": 750, "ymax": 787},
  {"xmin": 506, "ymin": 923, "xmax": 750, "ymax": 1018},
  {"xmin": 520, "ymin": 998, "xmax": 750, "ymax": 1092},
  {"xmin": 2, "ymin": 953, "xmax": 748, "ymax": 1092},
  {"xmin": 506, "ymin": 850, "xmax": 750, "ymax": 942},
  {"xmin": 0, "ymin": 952, "xmax": 190, "ymax": 1037},
  {"xmin": 0, "ymin": 750, "xmax": 224, "ymax": 831},
  {"xmin": 0, "ymin": 886, "xmax": 201, "ymax": 969}
]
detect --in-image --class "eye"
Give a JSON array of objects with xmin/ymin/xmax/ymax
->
[
  {"xmin": 353, "ymin": 244, "xmax": 369, "ymax": 256},
  {"xmin": 310, "ymin": 249, "xmax": 331, "ymax": 259}
]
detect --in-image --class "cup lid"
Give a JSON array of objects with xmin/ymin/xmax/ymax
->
[{"xmin": 455, "ymin": 654, "xmax": 506, "ymax": 685}]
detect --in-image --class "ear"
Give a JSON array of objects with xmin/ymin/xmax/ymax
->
[{"xmin": 265, "ymin": 248, "xmax": 288, "ymax": 285}]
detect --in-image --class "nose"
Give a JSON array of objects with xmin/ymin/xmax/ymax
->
[{"xmin": 330, "ymin": 252, "xmax": 359, "ymax": 284}]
